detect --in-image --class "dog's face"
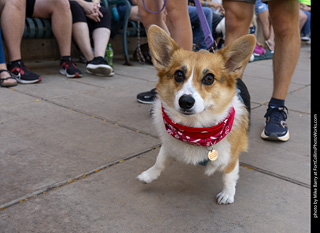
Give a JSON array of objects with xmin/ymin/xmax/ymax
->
[{"xmin": 148, "ymin": 25, "xmax": 255, "ymax": 117}]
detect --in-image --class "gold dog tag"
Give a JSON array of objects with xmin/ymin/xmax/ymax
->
[{"xmin": 208, "ymin": 149, "xmax": 218, "ymax": 161}]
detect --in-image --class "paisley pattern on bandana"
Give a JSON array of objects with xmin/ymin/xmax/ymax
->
[{"xmin": 162, "ymin": 106, "xmax": 235, "ymax": 147}]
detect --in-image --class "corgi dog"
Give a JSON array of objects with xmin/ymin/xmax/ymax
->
[{"xmin": 137, "ymin": 25, "xmax": 255, "ymax": 204}]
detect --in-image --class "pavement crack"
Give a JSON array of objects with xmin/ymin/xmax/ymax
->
[
  {"xmin": 240, "ymin": 162, "xmax": 310, "ymax": 189},
  {"xmin": 8, "ymin": 88, "xmax": 159, "ymax": 139},
  {"xmin": 0, "ymin": 144, "xmax": 161, "ymax": 212}
]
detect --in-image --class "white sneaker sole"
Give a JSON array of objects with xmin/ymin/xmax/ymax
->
[
  {"xmin": 59, "ymin": 69, "xmax": 82, "ymax": 78},
  {"xmin": 86, "ymin": 64, "xmax": 113, "ymax": 76},
  {"xmin": 261, "ymin": 129, "xmax": 290, "ymax": 142}
]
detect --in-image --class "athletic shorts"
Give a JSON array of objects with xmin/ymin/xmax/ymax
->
[
  {"xmin": 26, "ymin": 0, "xmax": 36, "ymax": 17},
  {"xmin": 255, "ymin": 0, "xmax": 269, "ymax": 14}
]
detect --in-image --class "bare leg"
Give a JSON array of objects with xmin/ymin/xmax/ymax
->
[
  {"xmin": 0, "ymin": 0, "xmax": 26, "ymax": 61},
  {"xmin": 32, "ymin": 0, "xmax": 72, "ymax": 56},
  {"xmin": 129, "ymin": 5, "xmax": 139, "ymax": 21},
  {"xmin": 72, "ymin": 22, "xmax": 94, "ymax": 62},
  {"xmin": 223, "ymin": 1, "xmax": 254, "ymax": 47},
  {"xmin": 137, "ymin": 147, "xmax": 172, "ymax": 184},
  {"xmin": 137, "ymin": 0, "xmax": 169, "ymax": 34},
  {"xmin": 269, "ymin": 0, "xmax": 300, "ymax": 100},
  {"xmin": 257, "ymin": 10, "xmax": 275, "ymax": 50},
  {"xmin": 299, "ymin": 9, "xmax": 307, "ymax": 30},
  {"xmin": 92, "ymin": 28, "xmax": 110, "ymax": 58},
  {"xmin": 165, "ymin": 0, "xmax": 192, "ymax": 51}
]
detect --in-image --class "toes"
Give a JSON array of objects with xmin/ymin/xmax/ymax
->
[{"xmin": 216, "ymin": 191, "xmax": 235, "ymax": 204}]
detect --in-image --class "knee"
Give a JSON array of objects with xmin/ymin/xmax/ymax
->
[
  {"xmin": 99, "ymin": 6, "xmax": 111, "ymax": 19},
  {"xmin": 4, "ymin": 0, "xmax": 25, "ymax": 12},
  {"xmin": 225, "ymin": 12, "xmax": 247, "ymax": 32},
  {"xmin": 53, "ymin": 0, "xmax": 71, "ymax": 11},
  {"xmin": 273, "ymin": 16, "xmax": 299, "ymax": 39},
  {"xmin": 69, "ymin": 1, "xmax": 82, "ymax": 12}
]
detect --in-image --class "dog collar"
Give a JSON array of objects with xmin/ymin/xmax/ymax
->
[{"xmin": 162, "ymin": 106, "xmax": 235, "ymax": 147}]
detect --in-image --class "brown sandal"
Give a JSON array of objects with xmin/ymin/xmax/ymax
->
[{"xmin": 0, "ymin": 69, "xmax": 17, "ymax": 87}]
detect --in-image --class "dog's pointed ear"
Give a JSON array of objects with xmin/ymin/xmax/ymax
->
[
  {"xmin": 217, "ymin": 35, "xmax": 256, "ymax": 77},
  {"xmin": 147, "ymin": 25, "xmax": 180, "ymax": 71}
]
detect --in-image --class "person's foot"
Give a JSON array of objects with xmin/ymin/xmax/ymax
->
[
  {"xmin": 7, "ymin": 60, "xmax": 42, "ymax": 84},
  {"xmin": 0, "ymin": 69, "xmax": 17, "ymax": 87},
  {"xmin": 261, "ymin": 105, "xmax": 290, "ymax": 142},
  {"xmin": 59, "ymin": 57, "xmax": 82, "ymax": 78},
  {"xmin": 86, "ymin": 56, "xmax": 113, "ymax": 76},
  {"xmin": 137, "ymin": 88, "xmax": 157, "ymax": 104}
]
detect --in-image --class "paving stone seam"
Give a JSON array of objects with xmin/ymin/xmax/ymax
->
[
  {"xmin": 8, "ymin": 88, "xmax": 160, "ymax": 139},
  {"xmin": 112, "ymin": 72, "xmax": 158, "ymax": 83},
  {"xmin": 0, "ymin": 144, "xmax": 161, "ymax": 212},
  {"xmin": 240, "ymin": 162, "xmax": 310, "ymax": 189},
  {"xmin": 251, "ymin": 102, "xmax": 310, "ymax": 115},
  {"xmin": 3, "ymin": 88, "xmax": 310, "ymax": 210},
  {"xmin": 244, "ymin": 72, "xmax": 310, "ymax": 86}
]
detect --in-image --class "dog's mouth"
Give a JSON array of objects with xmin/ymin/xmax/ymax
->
[{"xmin": 179, "ymin": 109, "xmax": 195, "ymax": 116}]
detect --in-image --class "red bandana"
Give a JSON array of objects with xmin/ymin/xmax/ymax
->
[{"xmin": 162, "ymin": 106, "xmax": 235, "ymax": 147}]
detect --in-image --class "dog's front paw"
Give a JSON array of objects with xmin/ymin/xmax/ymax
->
[
  {"xmin": 137, "ymin": 169, "xmax": 160, "ymax": 184},
  {"xmin": 216, "ymin": 191, "xmax": 235, "ymax": 204}
]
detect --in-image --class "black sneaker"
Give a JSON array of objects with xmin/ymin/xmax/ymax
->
[
  {"xmin": 86, "ymin": 56, "xmax": 113, "ymax": 76},
  {"xmin": 137, "ymin": 88, "xmax": 157, "ymax": 104},
  {"xmin": 59, "ymin": 58, "xmax": 82, "ymax": 78},
  {"xmin": 261, "ymin": 106, "xmax": 290, "ymax": 142},
  {"xmin": 7, "ymin": 60, "xmax": 42, "ymax": 84}
]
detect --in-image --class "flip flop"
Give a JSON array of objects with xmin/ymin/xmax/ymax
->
[{"xmin": 0, "ymin": 69, "xmax": 17, "ymax": 87}]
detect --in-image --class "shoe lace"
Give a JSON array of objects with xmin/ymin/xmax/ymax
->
[
  {"xmin": 264, "ymin": 106, "xmax": 288, "ymax": 124},
  {"xmin": 11, "ymin": 61, "xmax": 31, "ymax": 74},
  {"xmin": 63, "ymin": 60, "xmax": 77, "ymax": 69}
]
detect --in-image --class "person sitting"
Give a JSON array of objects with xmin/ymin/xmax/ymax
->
[
  {"xmin": 188, "ymin": 0, "xmax": 213, "ymax": 51},
  {"xmin": 0, "ymin": 0, "xmax": 82, "ymax": 83},
  {"xmin": 69, "ymin": 0, "xmax": 113, "ymax": 76},
  {"xmin": 299, "ymin": 3, "xmax": 311, "ymax": 44}
]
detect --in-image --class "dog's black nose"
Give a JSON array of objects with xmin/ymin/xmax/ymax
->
[{"xmin": 179, "ymin": 95, "xmax": 195, "ymax": 110}]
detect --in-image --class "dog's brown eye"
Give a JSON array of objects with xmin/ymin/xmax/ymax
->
[
  {"xmin": 202, "ymin": 74, "xmax": 215, "ymax": 85},
  {"xmin": 174, "ymin": 70, "xmax": 185, "ymax": 83}
]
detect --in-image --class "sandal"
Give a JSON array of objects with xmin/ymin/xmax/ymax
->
[{"xmin": 0, "ymin": 69, "xmax": 17, "ymax": 87}]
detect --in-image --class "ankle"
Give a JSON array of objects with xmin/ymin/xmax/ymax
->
[
  {"xmin": 269, "ymin": 97, "xmax": 285, "ymax": 108},
  {"xmin": 61, "ymin": 56, "xmax": 71, "ymax": 62},
  {"xmin": 8, "ymin": 59, "xmax": 23, "ymax": 66}
]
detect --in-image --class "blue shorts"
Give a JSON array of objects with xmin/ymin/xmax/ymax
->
[{"xmin": 255, "ymin": 0, "xmax": 269, "ymax": 14}]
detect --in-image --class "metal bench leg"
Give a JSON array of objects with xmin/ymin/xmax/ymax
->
[{"xmin": 122, "ymin": 0, "xmax": 132, "ymax": 66}]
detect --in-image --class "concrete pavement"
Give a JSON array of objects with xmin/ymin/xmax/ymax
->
[{"xmin": 0, "ymin": 45, "xmax": 311, "ymax": 232}]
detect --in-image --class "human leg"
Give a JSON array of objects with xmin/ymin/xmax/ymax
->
[
  {"xmin": 0, "ymin": 0, "xmax": 25, "ymax": 62},
  {"xmin": 69, "ymin": 1, "xmax": 94, "ymax": 62},
  {"xmin": 2, "ymin": 0, "xmax": 41, "ymax": 84},
  {"xmin": 301, "ymin": 10, "xmax": 311, "ymax": 37},
  {"xmin": 136, "ymin": 0, "xmax": 192, "ymax": 103},
  {"xmin": 269, "ymin": 0, "xmax": 300, "ymax": 100},
  {"xmin": 0, "ymin": 26, "xmax": 16, "ymax": 87},
  {"xmin": 32, "ymin": 0, "xmax": 72, "ymax": 57},
  {"xmin": 137, "ymin": 0, "xmax": 169, "ymax": 34},
  {"xmin": 33, "ymin": 0, "xmax": 81, "ymax": 78},
  {"xmin": 165, "ymin": 0, "xmax": 192, "ymax": 51},
  {"xmin": 91, "ymin": 7, "xmax": 112, "ymax": 58},
  {"xmin": 261, "ymin": 0, "xmax": 300, "ymax": 141},
  {"xmin": 223, "ymin": 0, "xmax": 254, "ymax": 47},
  {"xmin": 189, "ymin": 6, "xmax": 213, "ymax": 50}
]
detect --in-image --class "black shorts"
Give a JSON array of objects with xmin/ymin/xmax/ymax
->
[
  {"xmin": 26, "ymin": 0, "xmax": 36, "ymax": 17},
  {"xmin": 69, "ymin": 1, "xmax": 111, "ymax": 31}
]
